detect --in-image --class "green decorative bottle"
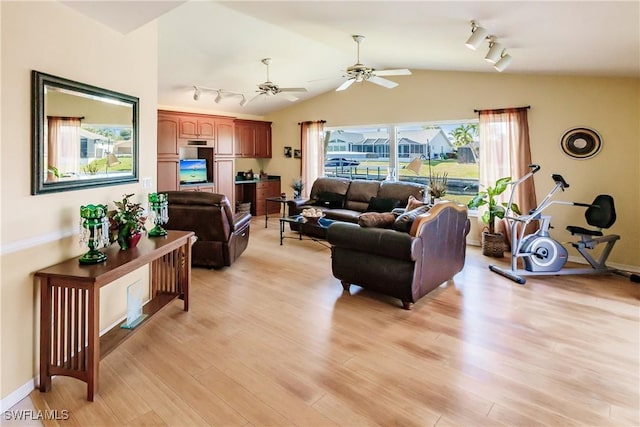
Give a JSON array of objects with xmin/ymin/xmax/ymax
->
[
  {"xmin": 148, "ymin": 193, "xmax": 168, "ymax": 237},
  {"xmin": 79, "ymin": 204, "xmax": 110, "ymax": 264}
]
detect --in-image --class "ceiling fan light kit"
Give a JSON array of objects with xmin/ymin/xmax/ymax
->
[
  {"xmin": 465, "ymin": 21, "xmax": 513, "ymax": 72},
  {"xmin": 336, "ymin": 34, "xmax": 411, "ymax": 92}
]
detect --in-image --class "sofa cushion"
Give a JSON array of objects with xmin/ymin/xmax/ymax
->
[
  {"xmin": 309, "ymin": 177, "xmax": 350, "ymax": 200},
  {"xmin": 315, "ymin": 191, "xmax": 346, "ymax": 208},
  {"xmin": 378, "ymin": 181, "xmax": 426, "ymax": 206},
  {"xmin": 366, "ymin": 196, "xmax": 401, "ymax": 213},
  {"xmin": 358, "ymin": 212, "xmax": 396, "ymax": 228},
  {"xmin": 344, "ymin": 180, "xmax": 381, "ymax": 212},
  {"xmin": 324, "ymin": 209, "xmax": 362, "ymax": 223},
  {"xmin": 392, "ymin": 205, "xmax": 431, "ymax": 233}
]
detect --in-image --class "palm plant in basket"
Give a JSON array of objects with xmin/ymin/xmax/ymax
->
[{"xmin": 467, "ymin": 177, "xmax": 520, "ymax": 257}]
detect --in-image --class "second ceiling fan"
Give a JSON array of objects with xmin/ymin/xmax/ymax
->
[{"xmin": 337, "ymin": 35, "xmax": 411, "ymax": 91}]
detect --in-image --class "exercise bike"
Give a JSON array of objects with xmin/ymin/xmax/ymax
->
[{"xmin": 489, "ymin": 164, "xmax": 639, "ymax": 284}]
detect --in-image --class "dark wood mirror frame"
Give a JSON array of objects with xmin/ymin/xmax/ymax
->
[{"xmin": 31, "ymin": 70, "xmax": 139, "ymax": 195}]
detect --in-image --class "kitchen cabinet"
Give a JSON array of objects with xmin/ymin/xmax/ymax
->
[
  {"xmin": 179, "ymin": 115, "xmax": 216, "ymax": 140},
  {"xmin": 234, "ymin": 119, "xmax": 272, "ymax": 158},
  {"xmin": 255, "ymin": 180, "xmax": 281, "ymax": 216},
  {"xmin": 180, "ymin": 183, "xmax": 215, "ymax": 193},
  {"xmin": 215, "ymin": 118, "xmax": 235, "ymax": 156},
  {"xmin": 157, "ymin": 160, "xmax": 180, "ymax": 192},
  {"xmin": 158, "ymin": 114, "xmax": 180, "ymax": 156},
  {"xmin": 214, "ymin": 158, "xmax": 235, "ymax": 208}
]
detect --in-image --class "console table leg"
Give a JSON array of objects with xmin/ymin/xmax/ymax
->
[{"xmin": 39, "ymin": 278, "xmax": 52, "ymax": 393}]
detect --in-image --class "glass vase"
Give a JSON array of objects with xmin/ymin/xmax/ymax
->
[{"xmin": 79, "ymin": 204, "xmax": 110, "ymax": 264}]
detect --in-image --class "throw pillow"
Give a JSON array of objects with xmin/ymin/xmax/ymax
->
[
  {"xmin": 405, "ymin": 195, "xmax": 427, "ymax": 211},
  {"xmin": 392, "ymin": 205, "xmax": 431, "ymax": 233},
  {"xmin": 315, "ymin": 191, "xmax": 345, "ymax": 209},
  {"xmin": 358, "ymin": 212, "xmax": 396, "ymax": 228},
  {"xmin": 366, "ymin": 196, "xmax": 401, "ymax": 213}
]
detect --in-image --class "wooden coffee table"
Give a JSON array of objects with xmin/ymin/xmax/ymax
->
[{"xmin": 279, "ymin": 215, "xmax": 335, "ymax": 246}]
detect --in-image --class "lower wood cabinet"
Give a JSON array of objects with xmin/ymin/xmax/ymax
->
[
  {"xmin": 214, "ymin": 158, "xmax": 235, "ymax": 208},
  {"xmin": 180, "ymin": 184, "xmax": 214, "ymax": 193},
  {"xmin": 254, "ymin": 181, "xmax": 281, "ymax": 216}
]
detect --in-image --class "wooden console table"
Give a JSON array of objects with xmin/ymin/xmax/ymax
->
[{"xmin": 34, "ymin": 230, "xmax": 194, "ymax": 401}]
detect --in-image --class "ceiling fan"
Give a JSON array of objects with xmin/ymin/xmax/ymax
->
[
  {"xmin": 244, "ymin": 58, "xmax": 307, "ymax": 105},
  {"xmin": 337, "ymin": 35, "xmax": 411, "ymax": 91}
]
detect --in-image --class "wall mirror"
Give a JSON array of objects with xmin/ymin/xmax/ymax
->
[{"xmin": 32, "ymin": 70, "xmax": 139, "ymax": 194}]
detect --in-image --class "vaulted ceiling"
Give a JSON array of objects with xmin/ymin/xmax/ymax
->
[{"xmin": 63, "ymin": 1, "xmax": 640, "ymax": 116}]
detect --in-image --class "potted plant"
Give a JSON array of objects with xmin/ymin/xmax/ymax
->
[
  {"xmin": 467, "ymin": 177, "xmax": 520, "ymax": 257},
  {"xmin": 291, "ymin": 177, "xmax": 303, "ymax": 199},
  {"xmin": 428, "ymin": 172, "xmax": 448, "ymax": 203},
  {"xmin": 109, "ymin": 193, "xmax": 147, "ymax": 250}
]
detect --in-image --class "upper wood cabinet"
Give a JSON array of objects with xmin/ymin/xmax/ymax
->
[
  {"xmin": 179, "ymin": 115, "xmax": 216, "ymax": 140},
  {"xmin": 157, "ymin": 114, "xmax": 180, "ymax": 156},
  {"xmin": 215, "ymin": 118, "xmax": 235, "ymax": 156},
  {"xmin": 234, "ymin": 119, "xmax": 272, "ymax": 158}
]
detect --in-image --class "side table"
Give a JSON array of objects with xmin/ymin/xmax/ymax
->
[{"xmin": 265, "ymin": 196, "xmax": 296, "ymax": 228}]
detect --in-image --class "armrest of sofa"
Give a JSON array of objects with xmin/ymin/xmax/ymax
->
[
  {"xmin": 232, "ymin": 211, "xmax": 252, "ymax": 232},
  {"xmin": 287, "ymin": 198, "xmax": 313, "ymax": 209},
  {"xmin": 327, "ymin": 222, "xmax": 414, "ymax": 261}
]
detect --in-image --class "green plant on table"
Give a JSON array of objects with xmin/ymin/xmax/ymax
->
[{"xmin": 109, "ymin": 194, "xmax": 147, "ymax": 247}]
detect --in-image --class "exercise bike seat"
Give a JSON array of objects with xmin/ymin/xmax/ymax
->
[{"xmin": 566, "ymin": 194, "xmax": 616, "ymax": 237}]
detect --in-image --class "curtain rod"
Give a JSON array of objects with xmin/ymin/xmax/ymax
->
[
  {"xmin": 47, "ymin": 115, "xmax": 85, "ymax": 120},
  {"xmin": 297, "ymin": 120, "xmax": 326, "ymax": 125},
  {"xmin": 473, "ymin": 106, "xmax": 530, "ymax": 113}
]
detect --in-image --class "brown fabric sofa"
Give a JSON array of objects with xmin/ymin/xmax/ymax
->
[
  {"xmin": 287, "ymin": 177, "xmax": 426, "ymax": 223},
  {"xmin": 164, "ymin": 191, "xmax": 252, "ymax": 268},
  {"xmin": 327, "ymin": 202, "xmax": 470, "ymax": 309}
]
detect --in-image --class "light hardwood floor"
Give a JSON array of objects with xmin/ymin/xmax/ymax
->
[{"xmin": 29, "ymin": 217, "xmax": 639, "ymax": 426}]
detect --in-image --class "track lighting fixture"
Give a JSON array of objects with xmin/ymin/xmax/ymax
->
[
  {"xmin": 493, "ymin": 51, "xmax": 513, "ymax": 72},
  {"xmin": 239, "ymin": 95, "xmax": 248, "ymax": 107},
  {"xmin": 466, "ymin": 20, "xmax": 513, "ymax": 72},
  {"xmin": 465, "ymin": 20, "xmax": 488, "ymax": 50},
  {"xmin": 214, "ymin": 90, "xmax": 222, "ymax": 104},
  {"xmin": 193, "ymin": 86, "xmax": 201, "ymax": 101},
  {"xmin": 484, "ymin": 38, "xmax": 503, "ymax": 64}
]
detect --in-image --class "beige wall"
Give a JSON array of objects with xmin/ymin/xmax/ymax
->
[
  {"xmin": 1, "ymin": 2, "xmax": 158, "ymax": 402},
  {"xmin": 266, "ymin": 70, "xmax": 640, "ymax": 268}
]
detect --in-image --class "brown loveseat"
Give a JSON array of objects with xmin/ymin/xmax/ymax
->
[
  {"xmin": 164, "ymin": 191, "xmax": 252, "ymax": 268},
  {"xmin": 327, "ymin": 202, "xmax": 470, "ymax": 309},
  {"xmin": 287, "ymin": 177, "xmax": 426, "ymax": 223}
]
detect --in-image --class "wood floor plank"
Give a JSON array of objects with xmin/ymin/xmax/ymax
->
[{"xmin": 28, "ymin": 217, "xmax": 639, "ymax": 426}]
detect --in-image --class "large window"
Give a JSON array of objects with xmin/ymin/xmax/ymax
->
[{"xmin": 324, "ymin": 121, "xmax": 479, "ymax": 204}]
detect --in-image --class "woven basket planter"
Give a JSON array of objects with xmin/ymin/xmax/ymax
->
[{"xmin": 482, "ymin": 232, "xmax": 505, "ymax": 258}]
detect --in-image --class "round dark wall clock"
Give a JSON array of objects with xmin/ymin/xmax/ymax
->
[{"xmin": 560, "ymin": 127, "xmax": 602, "ymax": 159}]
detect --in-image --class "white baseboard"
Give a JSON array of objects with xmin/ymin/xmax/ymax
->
[
  {"xmin": 567, "ymin": 255, "xmax": 640, "ymax": 273},
  {"xmin": 0, "ymin": 377, "xmax": 37, "ymax": 412}
]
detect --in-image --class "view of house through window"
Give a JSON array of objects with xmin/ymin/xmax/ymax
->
[{"xmin": 324, "ymin": 121, "xmax": 479, "ymax": 204}]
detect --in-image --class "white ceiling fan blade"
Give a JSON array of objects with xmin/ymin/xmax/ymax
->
[
  {"xmin": 279, "ymin": 87, "xmax": 308, "ymax": 93},
  {"xmin": 368, "ymin": 75, "xmax": 398, "ymax": 89},
  {"xmin": 374, "ymin": 69, "xmax": 412, "ymax": 76},
  {"xmin": 279, "ymin": 93, "xmax": 299, "ymax": 102},
  {"xmin": 336, "ymin": 79, "xmax": 355, "ymax": 91},
  {"xmin": 243, "ymin": 93, "xmax": 264, "ymax": 106}
]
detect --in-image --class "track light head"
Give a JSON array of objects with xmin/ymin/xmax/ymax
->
[
  {"xmin": 214, "ymin": 90, "xmax": 222, "ymax": 104},
  {"xmin": 239, "ymin": 95, "xmax": 248, "ymax": 107},
  {"xmin": 484, "ymin": 39, "xmax": 503, "ymax": 64},
  {"xmin": 193, "ymin": 86, "xmax": 201, "ymax": 101},
  {"xmin": 465, "ymin": 20, "xmax": 488, "ymax": 50},
  {"xmin": 494, "ymin": 52, "xmax": 513, "ymax": 72}
]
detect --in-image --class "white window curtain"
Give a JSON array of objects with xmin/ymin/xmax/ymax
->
[
  {"xmin": 300, "ymin": 120, "xmax": 326, "ymax": 198},
  {"xmin": 47, "ymin": 116, "xmax": 82, "ymax": 180},
  {"xmin": 478, "ymin": 107, "xmax": 537, "ymax": 247}
]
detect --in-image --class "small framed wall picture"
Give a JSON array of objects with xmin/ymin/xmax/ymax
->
[
  {"xmin": 293, "ymin": 149, "xmax": 301, "ymax": 159},
  {"xmin": 284, "ymin": 146, "xmax": 292, "ymax": 157}
]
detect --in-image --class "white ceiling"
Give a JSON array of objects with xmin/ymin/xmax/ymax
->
[{"xmin": 63, "ymin": 0, "xmax": 640, "ymax": 117}]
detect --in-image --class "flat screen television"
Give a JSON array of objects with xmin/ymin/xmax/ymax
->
[{"xmin": 179, "ymin": 159, "xmax": 207, "ymax": 184}]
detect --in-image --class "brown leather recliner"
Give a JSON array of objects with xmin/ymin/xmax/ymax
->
[
  {"xmin": 327, "ymin": 202, "xmax": 470, "ymax": 309},
  {"xmin": 164, "ymin": 191, "xmax": 252, "ymax": 268}
]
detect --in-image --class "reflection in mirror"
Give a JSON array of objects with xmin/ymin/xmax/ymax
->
[{"xmin": 32, "ymin": 71, "xmax": 139, "ymax": 194}]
